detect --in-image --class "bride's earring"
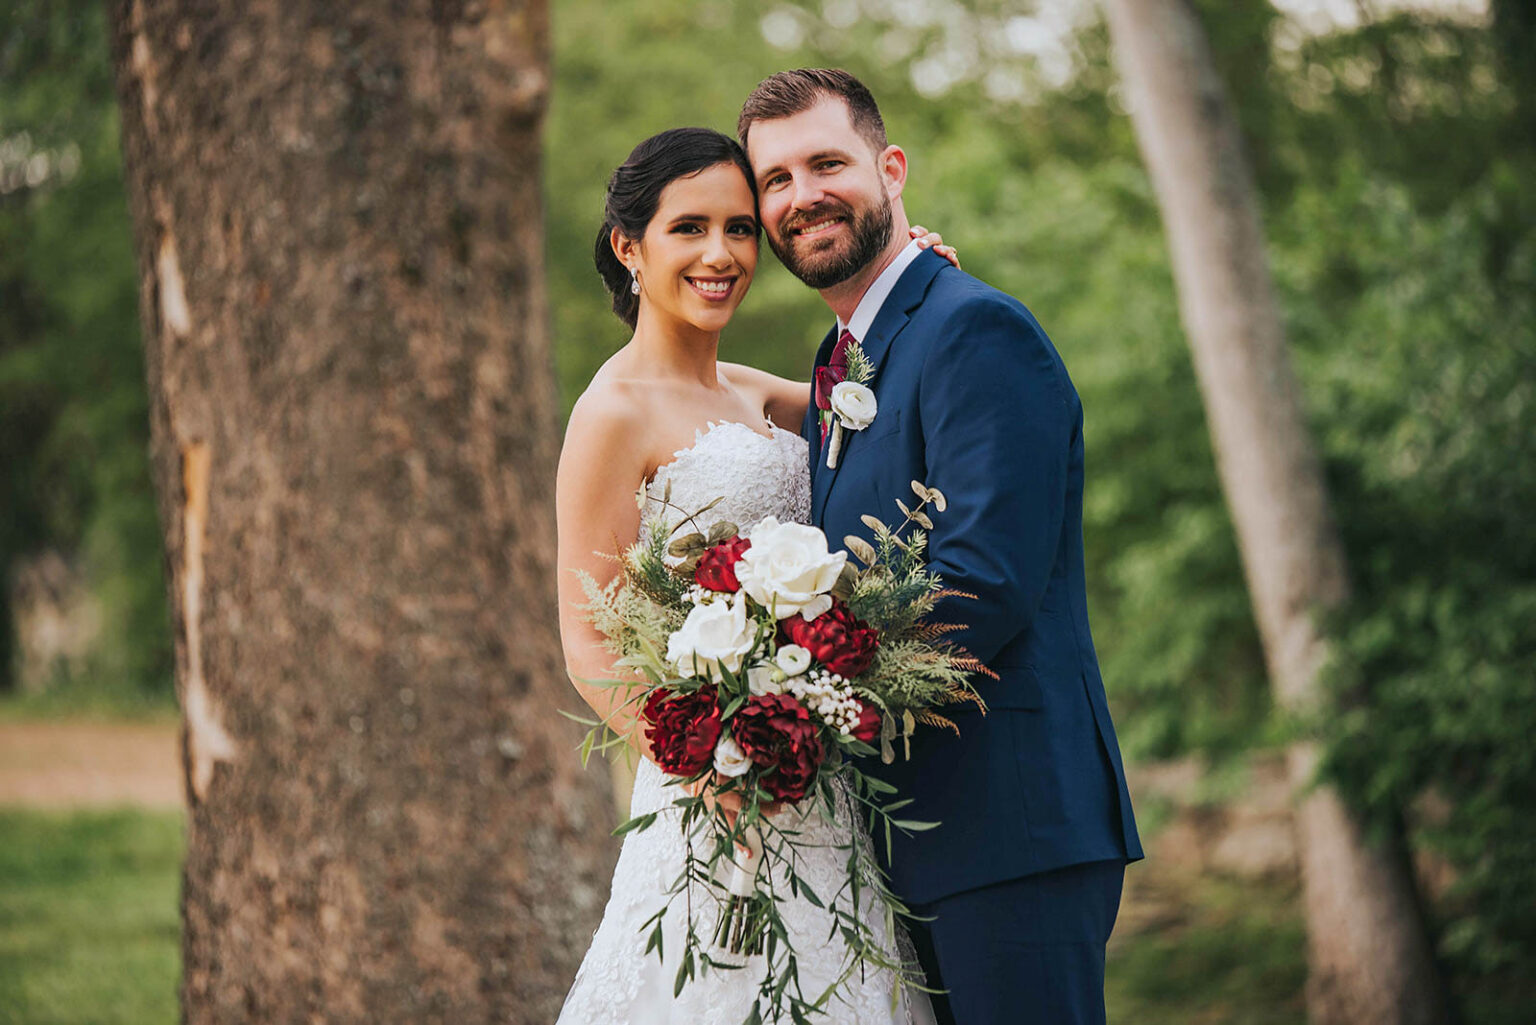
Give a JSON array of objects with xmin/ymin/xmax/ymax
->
[{"xmin": 630, "ymin": 267, "xmax": 641, "ymax": 295}]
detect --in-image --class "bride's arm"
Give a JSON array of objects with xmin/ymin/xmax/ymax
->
[{"xmin": 555, "ymin": 390, "xmax": 653, "ymax": 753}]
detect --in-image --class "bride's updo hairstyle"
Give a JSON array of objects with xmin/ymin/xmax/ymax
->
[{"xmin": 595, "ymin": 127, "xmax": 758, "ymax": 328}]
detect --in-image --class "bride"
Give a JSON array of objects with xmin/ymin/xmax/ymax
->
[{"xmin": 553, "ymin": 127, "xmax": 953, "ymax": 1024}]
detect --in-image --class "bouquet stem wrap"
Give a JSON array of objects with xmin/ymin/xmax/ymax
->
[{"xmin": 712, "ymin": 825, "xmax": 766, "ymax": 956}]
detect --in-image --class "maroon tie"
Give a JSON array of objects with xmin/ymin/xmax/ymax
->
[{"xmin": 815, "ymin": 329, "xmax": 855, "ymax": 445}]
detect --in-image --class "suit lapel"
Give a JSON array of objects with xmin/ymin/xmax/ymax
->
[{"xmin": 811, "ymin": 250, "xmax": 947, "ymax": 523}]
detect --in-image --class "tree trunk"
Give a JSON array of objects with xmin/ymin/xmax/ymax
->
[
  {"xmin": 107, "ymin": 2, "xmax": 615, "ymax": 1021},
  {"xmin": 1101, "ymin": 1, "xmax": 1449, "ymax": 1022}
]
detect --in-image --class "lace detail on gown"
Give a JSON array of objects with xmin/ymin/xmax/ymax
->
[{"xmin": 556, "ymin": 421, "xmax": 931, "ymax": 1025}]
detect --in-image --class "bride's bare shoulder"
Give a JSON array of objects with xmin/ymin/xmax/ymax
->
[
  {"xmin": 565, "ymin": 375, "xmax": 649, "ymax": 453},
  {"xmin": 719, "ymin": 361, "xmax": 811, "ymax": 429},
  {"xmin": 718, "ymin": 361, "xmax": 803, "ymax": 391}
]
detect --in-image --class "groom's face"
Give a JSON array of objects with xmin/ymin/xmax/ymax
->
[{"xmin": 747, "ymin": 97, "xmax": 896, "ymax": 289}]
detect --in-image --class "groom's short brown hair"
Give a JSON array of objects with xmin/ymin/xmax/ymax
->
[{"xmin": 737, "ymin": 69, "xmax": 888, "ymax": 156}]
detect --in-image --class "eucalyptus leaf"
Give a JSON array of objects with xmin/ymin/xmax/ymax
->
[
  {"xmin": 830, "ymin": 562, "xmax": 858, "ymax": 602},
  {"xmin": 667, "ymin": 532, "xmax": 706, "ymax": 556},
  {"xmin": 844, "ymin": 535, "xmax": 877, "ymax": 565}
]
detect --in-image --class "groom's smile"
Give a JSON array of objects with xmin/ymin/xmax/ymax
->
[{"xmin": 790, "ymin": 213, "xmax": 846, "ymax": 239}]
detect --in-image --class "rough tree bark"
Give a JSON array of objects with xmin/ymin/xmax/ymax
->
[
  {"xmin": 1101, "ymin": 1, "xmax": 1450, "ymax": 1023},
  {"xmin": 107, "ymin": 2, "xmax": 614, "ymax": 1021}
]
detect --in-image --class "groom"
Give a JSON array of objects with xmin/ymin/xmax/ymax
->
[{"xmin": 739, "ymin": 70, "xmax": 1143, "ymax": 1025}]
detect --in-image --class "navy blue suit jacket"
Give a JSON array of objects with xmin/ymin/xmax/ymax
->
[{"xmin": 804, "ymin": 249, "xmax": 1143, "ymax": 903}]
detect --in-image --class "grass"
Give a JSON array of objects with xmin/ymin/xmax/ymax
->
[
  {"xmin": 0, "ymin": 805, "xmax": 1311, "ymax": 1025},
  {"xmin": 0, "ymin": 689, "xmax": 177, "ymax": 726},
  {"xmin": 1107, "ymin": 871, "xmax": 1307, "ymax": 1025},
  {"xmin": 1, "ymin": 807, "xmax": 1526, "ymax": 1024},
  {"xmin": 0, "ymin": 809, "xmax": 182, "ymax": 1025}
]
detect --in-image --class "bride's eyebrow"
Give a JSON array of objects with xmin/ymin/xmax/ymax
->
[{"xmin": 667, "ymin": 214, "xmax": 754, "ymax": 227}]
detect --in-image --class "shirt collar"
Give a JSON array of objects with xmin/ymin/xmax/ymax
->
[{"xmin": 836, "ymin": 238, "xmax": 924, "ymax": 342}]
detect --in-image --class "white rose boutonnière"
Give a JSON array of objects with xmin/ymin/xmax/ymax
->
[{"xmin": 825, "ymin": 337, "xmax": 877, "ymax": 470}]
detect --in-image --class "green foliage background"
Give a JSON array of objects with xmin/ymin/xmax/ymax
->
[
  {"xmin": 1, "ymin": 0, "xmax": 1531, "ymax": 1006},
  {"xmin": 1, "ymin": 2, "xmax": 169, "ymax": 713}
]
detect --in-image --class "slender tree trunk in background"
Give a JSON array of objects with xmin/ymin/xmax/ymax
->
[
  {"xmin": 107, "ymin": 2, "xmax": 614, "ymax": 1021},
  {"xmin": 1102, "ymin": 1, "xmax": 1450, "ymax": 1022}
]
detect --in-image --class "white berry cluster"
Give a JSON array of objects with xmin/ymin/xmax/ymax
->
[{"xmin": 786, "ymin": 668, "xmax": 864, "ymax": 736}]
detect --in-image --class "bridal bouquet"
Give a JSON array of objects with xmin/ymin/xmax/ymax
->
[{"xmin": 573, "ymin": 482, "xmax": 990, "ymax": 1023}]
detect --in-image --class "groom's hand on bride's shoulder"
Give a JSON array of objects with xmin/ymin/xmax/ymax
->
[{"xmin": 910, "ymin": 225, "xmax": 961, "ymax": 270}]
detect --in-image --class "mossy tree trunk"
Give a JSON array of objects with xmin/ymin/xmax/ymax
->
[{"xmin": 107, "ymin": 2, "xmax": 613, "ymax": 1021}]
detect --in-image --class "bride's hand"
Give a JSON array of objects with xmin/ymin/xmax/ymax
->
[
  {"xmin": 686, "ymin": 776, "xmax": 781, "ymax": 838},
  {"xmin": 911, "ymin": 225, "xmax": 961, "ymax": 270}
]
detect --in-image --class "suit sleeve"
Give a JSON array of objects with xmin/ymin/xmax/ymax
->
[{"xmin": 917, "ymin": 298, "xmax": 1074, "ymax": 666}]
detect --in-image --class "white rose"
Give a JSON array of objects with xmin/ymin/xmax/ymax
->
[
  {"xmin": 774, "ymin": 644, "xmax": 812, "ymax": 677},
  {"xmin": 666, "ymin": 596, "xmax": 757, "ymax": 682},
  {"xmin": 746, "ymin": 663, "xmax": 785, "ymax": 696},
  {"xmin": 829, "ymin": 381, "xmax": 877, "ymax": 430},
  {"xmin": 713, "ymin": 733, "xmax": 752, "ymax": 777},
  {"xmin": 736, "ymin": 516, "xmax": 847, "ymax": 621}
]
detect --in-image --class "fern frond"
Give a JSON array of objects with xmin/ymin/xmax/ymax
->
[
  {"xmin": 942, "ymin": 684, "xmax": 988, "ymax": 711},
  {"xmin": 950, "ymin": 656, "xmax": 999, "ymax": 680},
  {"xmin": 914, "ymin": 710, "xmax": 961, "ymax": 736}
]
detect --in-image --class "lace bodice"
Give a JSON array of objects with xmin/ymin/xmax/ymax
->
[
  {"xmin": 639, "ymin": 420, "xmax": 811, "ymax": 545},
  {"xmin": 558, "ymin": 419, "xmax": 930, "ymax": 1025}
]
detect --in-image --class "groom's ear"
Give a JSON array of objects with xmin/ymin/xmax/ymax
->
[{"xmin": 879, "ymin": 145, "xmax": 908, "ymax": 201}]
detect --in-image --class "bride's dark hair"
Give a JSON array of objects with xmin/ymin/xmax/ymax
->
[{"xmin": 595, "ymin": 128, "xmax": 759, "ymax": 328}]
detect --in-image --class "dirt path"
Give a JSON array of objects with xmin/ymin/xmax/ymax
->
[{"xmin": 0, "ymin": 720, "xmax": 182, "ymax": 809}]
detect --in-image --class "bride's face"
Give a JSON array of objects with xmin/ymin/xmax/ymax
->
[{"xmin": 620, "ymin": 163, "xmax": 759, "ymax": 335}]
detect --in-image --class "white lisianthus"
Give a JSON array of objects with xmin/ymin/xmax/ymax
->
[
  {"xmin": 746, "ymin": 663, "xmax": 785, "ymax": 696},
  {"xmin": 774, "ymin": 644, "xmax": 812, "ymax": 677},
  {"xmin": 736, "ymin": 517, "xmax": 847, "ymax": 621},
  {"xmin": 666, "ymin": 595, "xmax": 757, "ymax": 682},
  {"xmin": 829, "ymin": 381, "xmax": 877, "ymax": 430},
  {"xmin": 713, "ymin": 733, "xmax": 752, "ymax": 777}
]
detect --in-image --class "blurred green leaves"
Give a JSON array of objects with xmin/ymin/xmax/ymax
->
[{"xmin": 1, "ymin": 0, "xmax": 170, "ymax": 704}]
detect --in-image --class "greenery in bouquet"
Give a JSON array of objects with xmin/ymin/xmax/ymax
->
[{"xmin": 572, "ymin": 482, "xmax": 989, "ymax": 1023}]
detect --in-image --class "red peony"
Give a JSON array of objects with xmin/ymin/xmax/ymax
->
[
  {"xmin": 694, "ymin": 535, "xmax": 751, "ymax": 593},
  {"xmin": 730, "ymin": 693, "xmax": 825, "ymax": 802},
  {"xmin": 641, "ymin": 686, "xmax": 722, "ymax": 777},
  {"xmin": 780, "ymin": 600, "xmax": 880, "ymax": 678},
  {"xmin": 851, "ymin": 699, "xmax": 883, "ymax": 744}
]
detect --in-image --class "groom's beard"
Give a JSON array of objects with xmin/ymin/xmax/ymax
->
[{"xmin": 769, "ymin": 194, "xmax": 893, "ymax": 290}]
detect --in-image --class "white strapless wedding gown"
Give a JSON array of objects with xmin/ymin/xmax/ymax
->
[{"xmin": 557, "ymin": 421, "xmax": 934, "ymax": 1025}]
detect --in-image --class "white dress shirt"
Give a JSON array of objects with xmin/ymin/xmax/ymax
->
[{"xmin": 835, "ymin": 238, "xmax": 925, "ymax": 342}]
